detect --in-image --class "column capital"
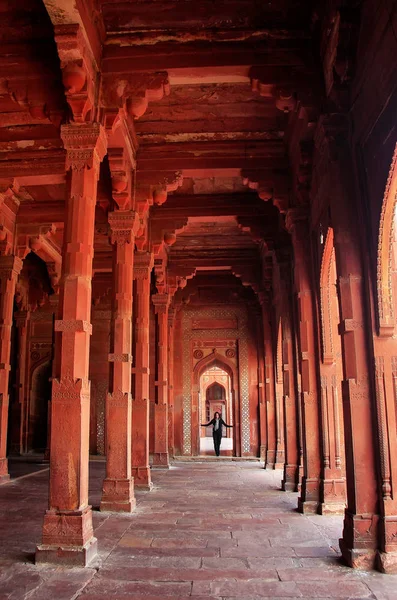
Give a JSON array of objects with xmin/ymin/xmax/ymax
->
[
  {"xmin": 134, "ymin": 251, "xmax": 154, "ymax": 280},
  {"xmin": 285, "ymin": 207, "xmax": 310, "ymax": 234},
  {"xmin": 0, "ymin": 255, "xmax": 23, "ymax": 278},
  {"xmin": 152, "ymin": 293, "xmax": 170, "ymax": 314},
  {"xmin": 108, "ymin": 210, "xmax": 139, "ymax": 245},
  {"xmin": 61, "ymin": 123, "xmax": 107, "ymax": 171}
]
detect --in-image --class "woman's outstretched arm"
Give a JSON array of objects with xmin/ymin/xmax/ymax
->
[
  {"xmin": 201, "ymin": 419, "xmax": 214, "ymax": 427},
  {"xmin": 221, "ymin": 419, "xmax": 233, "ymax": 428}
]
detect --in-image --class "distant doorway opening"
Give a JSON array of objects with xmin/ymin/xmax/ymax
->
[{"xmin": 199, "ymin": 365, "xmax": 233, "ymax": 455}]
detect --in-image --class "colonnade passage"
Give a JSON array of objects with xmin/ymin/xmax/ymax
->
[{"xmin": 0, "ymin": 0, "xmax": 396, "ymax": 584}]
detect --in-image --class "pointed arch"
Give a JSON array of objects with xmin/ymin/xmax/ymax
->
[
  {"xmin": 377, "ymin": 143, "xmax": 397, "ymax": 336},
  {"xmin": 192, "ymin": 352, "xmax": 240, "ymax": 456}
]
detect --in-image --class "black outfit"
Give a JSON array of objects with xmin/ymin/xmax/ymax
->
[{"xmin": 201, "ymin": 417, "xmax": 232, "ymax": 456}]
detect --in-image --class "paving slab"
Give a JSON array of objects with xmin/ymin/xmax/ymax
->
[{"xmin": 0, "ymin": 461, "xmax": 395, "ymax": 599}]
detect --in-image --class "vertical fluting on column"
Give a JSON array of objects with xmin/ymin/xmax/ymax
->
[
  {"xmin": 286, "ymin": 209, "xmax": 322, "ymax": 514},
  {"xmin": 259, "ymin": 296, "xmax": 277, "ymax": 469},
  {"xmin": 100, "ymin": 210, "xmax": 138, "ymax": 512},
  {"xmin": 36, "ymin": 123, "xmax": 106, "ymax": 566},
  {"xmin": 131, "ymin": 251, "xmax": 153, "ymax": 488},
  {"xmin": 152, "ymin": 293, "xmax": 170, "ymax": 468},
  {"xmin": 0, "ymin": 255, "xmax": 23, "ymax": 482}
]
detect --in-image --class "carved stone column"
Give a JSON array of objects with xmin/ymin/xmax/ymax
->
[
  {"xmin": 259, "ymin": 296, "xmax": 277, "ymax": 469},
  {"xmin": 279, "ymin": 268, "xmax": 300, "ymax": 492},
  {"xmin": 131, "ymin": 251, "xmax": 153, "ymax": 488},
  {"xmin": 256, "ymin": 304, "xmax": 267, "ymax": 461},
  {"xmin": 0, "ymin": 255, "xmax": 23, "ymax": 481},
  {"xmin": 286, "ymin": 209, "xmax": 322, "ymax": 513},
  {"xmin": 10, "ymin": 310, "xmax": 30, "ymax": 455},
  {"xmin": 152, "ymin": 293, "xmax": 170, "ymax": 468},
  {"xmin": 36, "ymin": 123, "xmax": 106, "ymax": 566},
  {"xmin": 168, "ymin": 307, "xmax": 175, "ymax": 457},
  {"xmin": 100, "ymin": 211, "xmax": 138, "ymax": 512}
]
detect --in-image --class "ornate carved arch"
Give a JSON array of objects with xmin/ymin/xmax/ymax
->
[
  {"xmin": 320, "ymin": 227, "xmax": 336, "ymax": 364},
  {"xmin": 377, "ymin": 143, "xmax": 397, "ymax": 336},
  {"xmin": 192, "ymin": 352, "xmax": 240, "ymax": 456}
]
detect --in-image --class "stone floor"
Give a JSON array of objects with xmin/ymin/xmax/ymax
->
[{"xmin": 0, "ymin": 460, "xmax": 397, "ymax": 600}]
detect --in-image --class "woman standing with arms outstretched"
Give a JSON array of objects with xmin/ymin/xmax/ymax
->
[{"xmin": 201, "ymin": 411, "xmax": 233, "ymax": 456}]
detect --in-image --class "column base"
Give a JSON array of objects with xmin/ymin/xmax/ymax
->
[
  {"xmin": 0, "ymin": 473, "xmax": 10, "ymax": 485},
  {"xmin": 319, "ymin": 476, "xmax": 346, "ymax": 514},
  {"xmin": 298, "ymin": 477, "xmax": 321, "ymax": 513},
  {"xmin": 298, "ymin": 498, "xmax": 318, "ymax": 514},
  {"xmin": 282, "ymin": 464, "xmax": 299, "ymax": 492},
  {"xmin": 259, "ymin": 445, "xmax": 266, "ymax": 461},
  {"xmin": 0, "ymin": 458, "xmax": 9, "ymax": 484},
  {"xmin": 274, "ymin": 462, "xmax": 284, "ymax": 470},
  {"xmin": 275, "ymin": 450, "xmax": 285, "ymax": 467},
  {"xmin": 100, "ymin": 478, "xmax": 136, "ymax": 513},
  {"xmin": 36, "ymin": 506, "xmax": 97, "ymax": 567},
  {"xmin": 318, "ymin": 501, "xmax": 346, "ymax": 515},
  {"xmin": 339, "ymin": 538, "xmax": 376, "ymax": 570},
  {"xmin": 152, "ymin": 452, "xmax": 169, "ymax": 468},
  {"xmin": 132, "ymin": 466, "xmax": 153, "ymax": 490},
  {"xmin": 265, "ymin": 450, "xmax": 276, "ymax": 469},
  {"xmin": 376, "ymin": 550, "xmax": 397, "ymax": 574},
  {"xmin": 36, "ymin": 537, "xmax": 98, "ymax": 567}
]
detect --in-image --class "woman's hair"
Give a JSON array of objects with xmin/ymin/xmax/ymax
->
[{"xmin": 214, "ymin": 411, "xmax": 220, "ymax": 418}]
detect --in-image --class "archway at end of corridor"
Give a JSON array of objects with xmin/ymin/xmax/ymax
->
[{"xmin": 199, "ymin": 365, "xmax": 234, "ymax": 456}]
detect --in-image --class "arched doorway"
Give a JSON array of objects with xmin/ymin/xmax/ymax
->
[
  {"xmin": 29, "ymin": 360, "xmax": 51, "ymax": 452},
  {"xmin": 199, "ymin": 367, "xmax": 233, "ymax": 456},
  {"xmin": 192, "ymin": 352, "xmax": 240, "ymax": 457}
]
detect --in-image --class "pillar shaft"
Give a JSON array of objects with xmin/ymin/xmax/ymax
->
[
  {"xmin": 131, "ymin": 252, "xmax": 153, "ymax": 488},
  {"xmin": 100, "ymin": 211, "xmax": 138, "ymax": 512},
  {"xmin": 36, "ymin": 123, "xmax": 106, "ymax": 567},
  {"xmin": 152, "ymin": 293, "xmax": 170, "ymax": 468},
  {"xmin": 287, "ymin": 211, "xmax": 322, "ymax": 513},
  {"xmin": 261, "ymin": 304, "xmax": 277, "ymax": 469},
  {"xmin": 168, "ymin": 310, "xmax": 175, "ymax": 456},
  {"xmin": 281, "ymin": 310, "xmax": 300, "ymax": 492},
  {"xmin": 330, "ymin": 175, "xmax": 380, "ymax": 569},
  {"xmin": 0, "ymin": 255, "xmax": 23, "ymax": 481},
  {"xmin": 8, "ymin": 310, "xmax": 29, "ymax": 455}
]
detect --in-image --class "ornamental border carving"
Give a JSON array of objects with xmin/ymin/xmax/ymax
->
[{"xmin": 377, "ymin": 142, "xmax": 397, "ymax": 336}]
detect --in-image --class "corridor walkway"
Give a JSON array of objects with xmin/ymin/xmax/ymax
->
[{"xmin": 0, "ymin": 461, "xmax": 396, "ymax": 599}]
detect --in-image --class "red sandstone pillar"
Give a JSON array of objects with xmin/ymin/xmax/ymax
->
[
  {"xmin": 0, "ymin": 255, "xmax": 23, "ymax": 480},
  {"xmin": 100, "ymin": 211, "xmax": 138, "ymax": 512},
  {"xmin": 168, "ymin": 307, "xmax": 175, "ymax": 457},
  {"xmin": 36, "ymin": 123, "xmax": 106, "ymax": 566},
  {"xmin": 259, "ymin": 298, "xmax": 277, "ymax": 469},
  {"xmin": 281, "ymin": 304, "xmax": 300, "ymax": 492},
  {"xmin": 327, "ymin": 172, "xmax": 381, "ymax": 569},
  {"xmin": 9, "ymin": 310, "xmax": 30, "ymax": 455},
  {"xmin": 131, "ymin": 251, "xmax": 153, "ymax": 488},
  {"xmin": 152, "ymin": 293, "xmax": 170, "ymax": 468},
  {"xmin": 256, "ymin": 308, "xmax": 267, "ymax": 461},
  {"xmin": 286, "ymin": 210, "xmax": 322, "ymax": 513}
]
